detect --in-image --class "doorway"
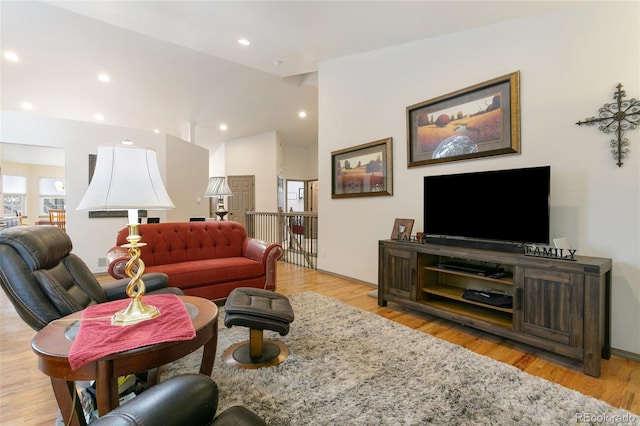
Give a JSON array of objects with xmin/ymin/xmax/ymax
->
[
  {"xmin": 307, "ymin": 180, "xmax": 318, "ymax": 213},
  {"xmin": 286, "ymin": 180, "xmax": 304, "ymax": 212},
  {"xmin": 286, "ymin": 179, "xmax": 318, "ymax": 212},
  {"xmin": 227, "ymin": 175, "xmax": 255, "ymax": 227}
]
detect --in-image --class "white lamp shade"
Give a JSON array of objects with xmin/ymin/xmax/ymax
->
[
  {"xmin": 204, "ymin": 176, "xmax": 232, "ymax": 197},
  {"xmin": 76, "ymin": 144, "xmax": 175, "ymax": 211}
]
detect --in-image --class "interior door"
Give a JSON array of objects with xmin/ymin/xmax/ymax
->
[
  {"xmin": 307, "ymin": 180, "xmax": 318, "ymax": 212},
  {"xmin": 227, "ymin": 175, "xmax": 255, "ymax": 227},
  {"xmin": 306, "ymin": 180, "xmax": 318, "ymax": 238}
]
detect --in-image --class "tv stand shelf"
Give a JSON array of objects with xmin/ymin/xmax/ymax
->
[
  {"xmin": 422, "ymin": 284, "xmax": 513, "ymax": 314},
  {"xmin": 426, "ymin": 265, "xmax": 513, "ymax": 285},
  {"xmin": 378, "ymin": 239, "xmax": 612, "ymax": 377}
]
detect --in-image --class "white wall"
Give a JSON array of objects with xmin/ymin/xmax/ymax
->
[
  {"xmin": 284, "ymin": 144, "xmax": 318, "ymax": 181},
  {"xmin": 1, "ymin": 111, "xmax": 208, "ymax": 272},
  {"xmin": 225, "ymin": 131, "xmax": 280, "ymax": 211},
  {"xmin": 165, "ymin": 134, "xmax": 209, "ymax": 221},
  {"xmin": 318, "ymin": 2, "xmax": 639, "ymax": 354},
  {"xmin": 223, "ymin": 131, "xmax": 318, "ymax": 212}
]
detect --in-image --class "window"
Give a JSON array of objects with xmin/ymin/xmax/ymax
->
[
  {"xmin": 39, "ymin": 177, "xmax": 65, "ymax": 215},
  {"xmin": 2, "ymin": 175, "xmax": 27, "ymax": 216}
]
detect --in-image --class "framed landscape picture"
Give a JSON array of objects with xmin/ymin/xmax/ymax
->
[
  {"xmin": 407, "ymin": 71, "xmax": 520, "ymax": 167},
  {"xmin": 331, "ymin": 137, "xmax": 393, "ymax": 199}
]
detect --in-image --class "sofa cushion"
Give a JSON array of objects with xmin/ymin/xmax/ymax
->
[{"xmin": 145, "ymin": 257, "xmax": 264, "ymax": 290}]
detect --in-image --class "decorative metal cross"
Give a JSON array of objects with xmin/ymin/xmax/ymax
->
[{"xmin": 576, "ymin": 83, "xmax": 639, "ymax": 167}]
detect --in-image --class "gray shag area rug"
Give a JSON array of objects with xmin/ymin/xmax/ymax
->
[{"xmin": 160, "ymin": 291, "xmax": 635, "ymax": 425}]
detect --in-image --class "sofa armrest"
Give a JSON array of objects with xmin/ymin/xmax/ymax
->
[
  {"xmin": 102, "ymin": 273, "xmax": 170, "ymax": 300},
  {"xmin": 243, "ymin": 238, "xmax": 284, "ymax": 291},
  {"xmin": 106, "ymin": 246, "xmax": 130, "ymax": 279}
]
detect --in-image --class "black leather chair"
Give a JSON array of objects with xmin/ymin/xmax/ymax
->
[
  {"xmin": 0, "ymin": 225, "xmax": 182, "ymax": 331},
  {"xmin": 93, "ymin": 374, "xmax": 265, "ymax": 426}
]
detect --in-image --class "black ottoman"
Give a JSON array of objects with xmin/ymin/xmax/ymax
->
[{"xmin": 223, "ymin": 287, "xmax": 294, "ymax": 369}]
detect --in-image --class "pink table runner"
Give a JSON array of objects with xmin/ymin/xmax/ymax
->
[{"xmin": 69, "ymin": 294, "xmax": 195, "ymax": 370}]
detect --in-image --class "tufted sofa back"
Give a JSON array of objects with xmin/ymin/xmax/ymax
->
[{"xmin": 115, "ymin": 221, "xmax": 249, "ymax": 267}]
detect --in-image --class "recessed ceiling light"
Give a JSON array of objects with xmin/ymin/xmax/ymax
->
[
  {"xmin": 153, "ymin": 129, "xmax": 160, "ymax": 134},
  {"xmin": 273, "ymin": 59, "xmax": 283, "ymax": 66},
  {"xmin": 121, "ymin": 139, "xmax": 134, "ymax": 145},
  {"xmin": 94, "ymin": 113, "xmax": 104, "ymax": 121},
  {"xmin": 3, "ymin": 51, "xmax": 20, "ymax": 62},
  {"xmin": 238, "ymin": 38, "xmax": 250, "ymax": 46},
  {"xmin": 219, "ymin": 124, "xmax": 228, "ymax": 131},
  {"xmin": 98, "ymin": 73, "xmax": 110, "ymax": 82},
  {"xmin": 20, "ymin": 102, "xmax": 33, "ymax": 110},
  {"xmin": 298, "ymin": 111, "xmax": 307, "ymax": 118}
]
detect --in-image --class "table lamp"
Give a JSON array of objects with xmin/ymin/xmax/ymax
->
[
  {"xmin": 77, "ymin": 143, "xmax": 175, "ymax": 326},
  {"xmin": 204, "ymin": 176, "xmax": 232, "ymax": 220}
]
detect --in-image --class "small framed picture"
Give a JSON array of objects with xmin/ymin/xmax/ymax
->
[
  {"xmin": 331, "ymin": 137, "xmax": 393, "ymax": 198},
  {"xmin": 391, "ymin": 218, "xmax": 415, "ymax": 240}
]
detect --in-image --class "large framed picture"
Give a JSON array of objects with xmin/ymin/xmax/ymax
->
[
  {"xmin": 331, "ymin": 137, "xmax": 393, "ymax": 199},
  {"xmin": 407, "ymin": 71, "xmax": 520, "ymax": 167}
]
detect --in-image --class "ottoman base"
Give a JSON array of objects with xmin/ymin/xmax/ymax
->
[{"xmin": 222, "ymin": 339, "xmax": 289, "ymax": 369}]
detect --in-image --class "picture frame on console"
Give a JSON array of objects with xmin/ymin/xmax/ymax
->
[
  {"xmin": 331, "ymin": 137, "xmax": 393, "ymax": 199},
  {"xmin": 390, "ymin": 218, "xmax": 414, "ymax": 240},
  {"xmin": 407, "ymin": 71, "xmax": 520, "ymax": 167}
]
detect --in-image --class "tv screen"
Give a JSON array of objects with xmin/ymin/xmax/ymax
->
[{"xmin": 423, "ymin": 166, "xmax": 550, "ymax": 247}]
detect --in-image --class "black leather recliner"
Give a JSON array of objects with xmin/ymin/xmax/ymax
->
[
  {"xmin": 0, "ymin": 225, "xmax": 182, "ymax": 331},
  {"xmin": 92, "ymin": 374, "xmax": 266, "ymax": 426}
]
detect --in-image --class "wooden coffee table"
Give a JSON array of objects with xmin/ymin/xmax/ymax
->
[{"xmin": 32, "ymin": 295, "xmax": 218, "ymax": 426}]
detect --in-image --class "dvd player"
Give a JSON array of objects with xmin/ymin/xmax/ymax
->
[{"xmin": 437, "ymin": 261, "xmax": 501, "ymax": 277}]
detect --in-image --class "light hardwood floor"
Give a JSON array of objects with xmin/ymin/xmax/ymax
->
[{"xmin": 1, "ymin": 262, "xmax": 638, "ymax": 425}]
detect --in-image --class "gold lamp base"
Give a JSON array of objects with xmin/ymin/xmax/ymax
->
[
  {"xmin": 111, "ymin": 223, "xmax": 161, "ymax": 326},
  {"xmin": 112, "ymin": 297, "xmax": 161, "ymax": 326}
]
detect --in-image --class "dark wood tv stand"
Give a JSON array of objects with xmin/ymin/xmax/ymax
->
[{"xmin": 378, "ymin": 239, "xmax": 612, "ymax": 377}]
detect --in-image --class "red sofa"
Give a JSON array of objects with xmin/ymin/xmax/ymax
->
[{"xmin": 106, "ymin": 221, "xmax": 283, "ymax": 301}]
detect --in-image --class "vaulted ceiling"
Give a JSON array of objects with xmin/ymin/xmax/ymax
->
[{"xmin": 1, "ymin": 1, "xmax": 575, "ymax": 152}]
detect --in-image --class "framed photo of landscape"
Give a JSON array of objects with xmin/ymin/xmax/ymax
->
[
  {"xmin": 331, "ymin": 137, "xmax": 393, "ymax": 199},
  {"xmin": 407, "ymin": 71, "xmax": 520, "ymax": 167}
]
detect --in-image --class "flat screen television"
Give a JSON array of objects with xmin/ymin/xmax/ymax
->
[{"xmin": 423, "ymin": 165, "xmax": 550, "ymax": 252}]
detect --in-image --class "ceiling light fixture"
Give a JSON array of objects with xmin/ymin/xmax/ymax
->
[
  {"xmin": 298, "ymin": 111, "xmax": 307, "ymax": 118},
  {"xmin": 98, "ymin": 73, "xmax": 110, "ymax": 83},
  {"xmin": 20, "ymin": 102, "xmax": 33, "ymax": 110},
  {"xmin": 153, "ymin": 129, "xmax": 160, "ymax": 134},
  {"xmin": 3, "ymin": 51, "xmax": 20, "ymax": 62},
  {"xmin": 94, "ymin": 113, "xmax": 105, "ymax": 121},
  {"xmin": 238, "ymin": 38, "xmax": 250, "ymax": 46},
  {"xmin": 219, "ymin": 124, "xmax": 228, "ymax": 131}
]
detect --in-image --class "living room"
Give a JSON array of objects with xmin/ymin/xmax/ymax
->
[{"xmin": 1, "ymin": 0, "xmax": 639, "ymax": 423}]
